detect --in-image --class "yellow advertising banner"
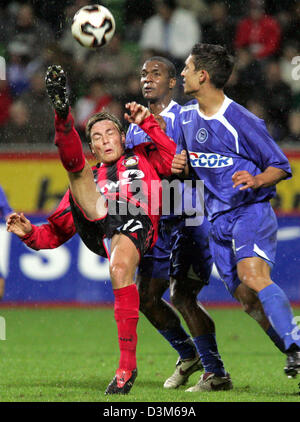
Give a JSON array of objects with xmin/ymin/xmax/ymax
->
[
  {"xmin": 0, "ymin": 151, "xmax": 299, "ymax": 214},
  {"xmin": 0, "ymin": 153, "xmax": 96, "ymax": 213}
]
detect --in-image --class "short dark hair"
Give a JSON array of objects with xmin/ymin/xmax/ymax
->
[
  {"xmin": 85, "ymin": 111, "xmax": 124, "ymax": 144},
  {"xmin": 144, "ymin": 56, "xmax": 177, "ymax": 79},
  {"xmin": 190, "ymin": 43, "xmax": 234, "ymax": 89}
]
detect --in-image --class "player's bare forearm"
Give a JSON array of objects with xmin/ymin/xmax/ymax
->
[{"xmin": 232, "ymin": 167, "xmax": 288, "ymax": 190}]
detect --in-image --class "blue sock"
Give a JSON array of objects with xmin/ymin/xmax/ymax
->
[
  {"xmin": 158, "ymin": 327, "xmax": 196, "ymax": 360},
  {"xmin": 193, "ymin": 333, "xmax": 226, "ymax": 377},
  {"xmin": 258, "ymin": 283, "xmax": 300, "ymax": 352},
  {"xmin": 266, "ymin": 325, "xmax": 285, "ymax": 353}
]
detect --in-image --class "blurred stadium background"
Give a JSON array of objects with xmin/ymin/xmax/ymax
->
[{"xmin": 0, "ymin": 0, "xmax": 299, "ymax": 306}]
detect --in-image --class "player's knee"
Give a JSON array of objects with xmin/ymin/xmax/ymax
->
[
  {"xmin": 109, "ymin": 261, "xmax": 131, "ymax": 287},
  {"xmin": 169, "ymin": 278, "xmax": 191, "ymax": 310}
]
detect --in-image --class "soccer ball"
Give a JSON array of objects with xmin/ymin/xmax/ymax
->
[{"xmin": 71, "ymin": 4, "xmax": 116, "ymax": 48}]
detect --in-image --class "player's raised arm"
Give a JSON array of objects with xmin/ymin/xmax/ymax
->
[{"xmin": 124, "ymin": 102, "xmax": 176, "ymax": 174}]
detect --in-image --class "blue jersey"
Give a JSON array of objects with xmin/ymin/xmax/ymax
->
[
  {"xmin": 126, "ymin": 100, "xmax": 182, "ymax": 148},
  {"xmin": 176, "ymin": 97, "xmax": 292, "ymax": 221},
  {"xmin": 0, "ymin": 186, "xmax": 12, "ymax": 219}
]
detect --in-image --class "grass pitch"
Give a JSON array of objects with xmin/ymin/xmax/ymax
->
[{"xmin": 0, "ymin": 307, "xmax": 299, "ymax": 403}]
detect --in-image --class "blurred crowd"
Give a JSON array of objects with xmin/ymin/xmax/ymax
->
[{"xmin": 0, "ymin": 0, "xmax": 299, "ymax": 147}]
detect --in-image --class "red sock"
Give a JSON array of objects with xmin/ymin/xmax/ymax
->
[
  {"xmin": 54, "ymin": 111, "xmax": 85, "ymax": 173},
  {"xmin": 113, "ymin": 284, "xmax": 140, "ymax": 371}
]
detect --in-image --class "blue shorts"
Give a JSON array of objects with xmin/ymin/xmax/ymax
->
[
  {"xmin": 169, "ymin": 217, "xmax": 212, "ymax": 283},
  {"xmin": 138, "ymin": 216, "xmax": 212, "ymax": 284},
  {"xmin": 209, "ymin": 201, "xmax": 278, "ymax": 296},
  {"xmin": 138, "ymin": 217, "xmax": 180, "ymax": 280}
]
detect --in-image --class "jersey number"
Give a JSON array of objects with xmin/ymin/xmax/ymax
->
[{"xmin": 123, "ymin": 219, "xmax": 143, "ymax": 232}]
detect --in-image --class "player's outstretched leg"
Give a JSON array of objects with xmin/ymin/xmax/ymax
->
[{"xmin": 46, "ymin": 65, "xmax": 107, "ymax": 221}]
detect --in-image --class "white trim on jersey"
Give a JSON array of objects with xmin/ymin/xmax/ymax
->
[
  {"xmin": 180, "ymin": 96, "xmax": 239, "ymax": 153},
  {"xmin": 217, "ymin": 115, "xmax": 239, "ymax": 154},
  {"xmin": 160, "ymin": 100, "xmax": 178, "ymax": 128}
]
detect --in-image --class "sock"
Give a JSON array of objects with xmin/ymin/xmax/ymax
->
[
  {"xmin": 258, "ymin": 283, "xmax": 300, "ymax": 352},
  {"xmin": 113, "ymin": 284, "xmax": 139, "ymax": 371},
  {"xmin": 158, "ymin": 327, "xmax": 196, "ymax": 360},
  {"xmin": 193, "ymin": 333, "xmax": 226, "ymax": 377},
  {"xmin": 54, "ymin": 111, "xmax": 85, "ymax": 173},
  {"xmin": 266, "ymin": 325, "xmax": 285, "ymax": 353}
]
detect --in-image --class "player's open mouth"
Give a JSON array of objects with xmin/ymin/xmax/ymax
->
[{"xmin": 144, "ymin": 87, "xmax": 154, "ymax": 93}]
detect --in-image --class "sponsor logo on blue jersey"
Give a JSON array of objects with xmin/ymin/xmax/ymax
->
[
  {"xmin": 196, "ymin": 128, "xmax": 208, "ymax": 143},
  {"xmin": 189, "ymin": 152, "xmax": 233, "ymax": 168}
]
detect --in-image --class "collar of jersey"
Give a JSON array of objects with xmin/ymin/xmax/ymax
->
[
  {"xmin": 160, "ymin": 100, "xmax": 177, "ymax": 116},
  {"xmin": 196, "ymin": 96, "xmax": 232, "ymax": 120}
]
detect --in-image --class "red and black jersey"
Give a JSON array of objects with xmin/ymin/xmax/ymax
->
[{"xmin": 22, "ymin": 115, "xmax": 176, "ymax": 251}]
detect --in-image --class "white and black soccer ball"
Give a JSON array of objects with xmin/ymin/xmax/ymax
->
[{"xmin": 71, "ymin": 4, "xmax": 116, "ymax": 49}]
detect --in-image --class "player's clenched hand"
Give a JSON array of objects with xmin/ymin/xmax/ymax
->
[
  {"xmin": 171, "ymin": 150, "xmax": 188, "ymax": 175},
  {"xmin": 232, "ymin": 171, "xmax": 260, "ymax": 190},
  {"xmin": 6, "ymin": 213, "xmax": 32, "ymax": 238},
  {"xmin": 124, "ymin": 102, "xmax": 150, "ymax": 125}
]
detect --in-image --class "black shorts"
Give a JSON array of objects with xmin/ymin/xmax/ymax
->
[{"xmin": 69, "ymin": 192, "xmax": 154, "ymax": 259}]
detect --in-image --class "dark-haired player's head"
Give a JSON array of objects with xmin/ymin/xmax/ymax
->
[
  {"xmin": 86, "ymin": 112, "xmax": 125, "ymax": 164},
  {"xmin": 140, "ymin": 56, "xmax": 177, "ymax": 103},
  {"xmin": 181, "ymin": 43, "xmax": 234, "ymax": 95}
]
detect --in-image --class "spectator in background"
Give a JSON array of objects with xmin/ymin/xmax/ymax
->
[
  {"xmin": 74, "ymin": 77, "xmax": 113, "ymax": 134},
  {"xmin": 6, "ymin": 41, "xmax": 31, "ymax": 97},
  {"xmin": 8, "ymin": 3, "xmax": 54, "ymax": 60},
  {"xmin": 121, "ymin": 72, "xmax": 145, "ymax": 106},
  {"xmin": 139, "ymin": 0, "xmax": 201, "ymax": 70},
  {"xmin": 201, "ymin": 1, "xmax": 236, "ymax": 53},
  {"xmin": 177, "ymin": 0, "xmax": 210, "ymax": 24},
  {"xmin": 224, "ymin": 48, "xmax": 264, "ymax": 106},
  {"xmin": 84, "ymin": 33, "xmax": 137, "ymax": 96},
  {"xmin": 58, "ymin": 0, "xmax": 90, "ymax": 67},
  {"xmin": 245, "ymin": 98, "xmax": 267, "ymax": 120},
  {"xmin": 0, "ymin": 80, "xmax": 12, "ymax": 129},
  {"xmin": 0, "ymin": 185, "xmax": 13, "ymax": 299},
  {"xmin": 19, "ymin": 71, "xmax": 54, "ymax": 143},
  {"xmin": 234, "ymin": 0, "xmax": 281, "ymax": 60},
  {"xmin": 279, "ymin": 0, "xmax": 300, "ymax": 46},
  {"xmin": 263, "ymin": 60, "xmax": 293, "ymax": 141},
  {"xmin": 124, "ymin": 0, "xmax": 155, "ymax": 43},
  {"xmin": 2, "ymin": 100, "xmax": 32, "ymax": 144},
  {"xmin": 281, "ymin": 111, "xmax": 300, "ymax": 145},
  {"xmin": 0, "ymin": 6, "xmax": 13, "ymax": 51}
]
